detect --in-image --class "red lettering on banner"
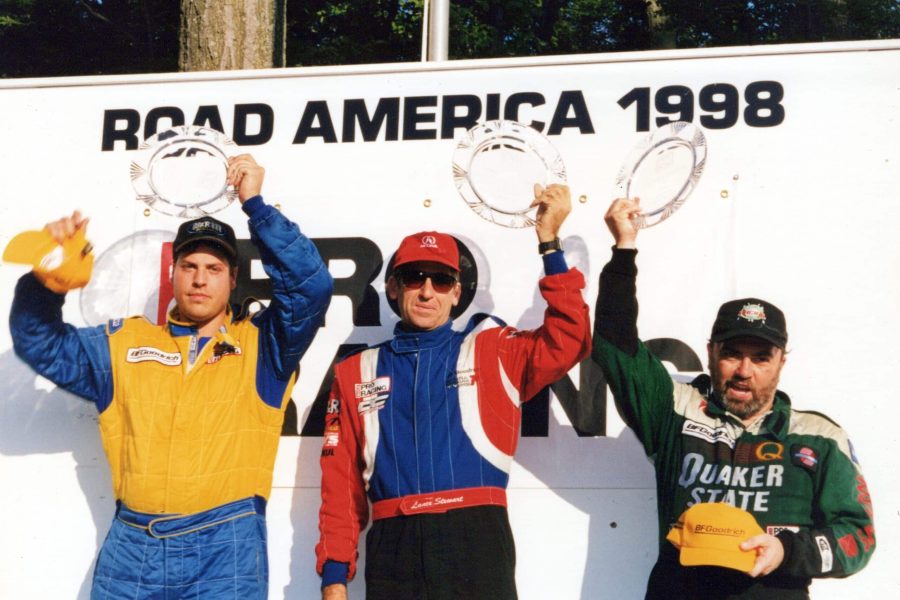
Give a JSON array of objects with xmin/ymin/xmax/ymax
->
[{"xmin": 838, "ymin": 533, "xmax": 858, "ymax": 557}]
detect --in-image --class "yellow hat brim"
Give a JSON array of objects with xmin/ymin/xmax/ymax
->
[{"xmin": 3, "ymin": 230, "xmax": 57, "ymax": 266}]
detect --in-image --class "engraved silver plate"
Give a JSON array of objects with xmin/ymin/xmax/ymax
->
[
  {"xmin": 452, "ymin": 120, "xmax": 566, "ymax": 228},
  {"xmin": 615, "ymin": 121, "xmax": 707, "ymax": 228},
  {"xmin": 131, "ymin": 126, "xmax": 238, "ymax": 218}
]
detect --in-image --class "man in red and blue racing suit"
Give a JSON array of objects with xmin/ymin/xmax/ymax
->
[
  {"xmin": 316, "ymin": 184, "xmax": 591, "ymax": 600},
  {"xmin": 8, "ymin": 155, "xmax": 333, "ymax": 599},
  {"xmin": 592, "ymin": 198, "xmax": 875, "ymax": 599}
]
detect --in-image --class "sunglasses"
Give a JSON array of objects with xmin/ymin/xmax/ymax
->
[{"xmin": 396, "ymin": 268, "xmax": 459, "ymax": 293}]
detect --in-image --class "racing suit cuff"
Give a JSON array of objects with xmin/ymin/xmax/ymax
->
[
  {"xmin": 21, "ymin": 270, "xmax": 67, "ymax": 300},
  {"xmin": 606, "ymin": 246, "xmax": 638, "ymax": 275},
  {"xmin": 542, "ymin": 250, "xmax": 568, "ymax": 275},
  {"xmin": 773, "ymin": 529, "xmax": 796, "ymax": 574},
  {"xmin": 321, "ymin": 560, "xmax": 349, "ymax": 587},
  {"xmin": 240, "ymin": 195, "xmax": 265, "ymax": 218}
]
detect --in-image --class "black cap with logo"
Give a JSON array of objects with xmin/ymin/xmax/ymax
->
[
  {"xmin": 172, "ymin": 216, "xmax": 238, "ymax": 264},
  {"xmin": 710, "ymin": 298, "xmax": 788, "ymax": 348}
]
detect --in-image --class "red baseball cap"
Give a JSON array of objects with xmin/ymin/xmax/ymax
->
[{"xmin": 393, "ymin": 231, "xmax": 459, "ymax": 272}]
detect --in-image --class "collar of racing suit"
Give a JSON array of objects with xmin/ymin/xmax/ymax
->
[{"xmin": 390, "ymin": 319, "xmax": 455, "ymax": 354}]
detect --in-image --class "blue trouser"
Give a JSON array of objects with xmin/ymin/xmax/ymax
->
[{"xmin": 90, "ymin": 496, "xmax": 269, "ymax": 600}]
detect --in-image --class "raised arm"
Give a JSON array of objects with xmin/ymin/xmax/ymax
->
[
  {"xmin": 590, "ymin": 198, "xmax": 675, "ymax": 455},
  {"xmin": 9, "ymin": 212, "xmax": 112, "ymax": 409},
  {"xmin": 230, "ymin": 155, "xmax": 334, "ymax": 380},
  {"xmin": 496, "ymin": 184, "xmax": 591, "ymax": 401}
]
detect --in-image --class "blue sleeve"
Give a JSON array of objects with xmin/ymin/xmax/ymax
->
[
  {"xmin": 9, "ymin": 273, "xmax": 113, "ymax": 411},
  {"xmin": 321, "ymin": 560, "xmax": 349, "ymax": 588},
  {"xmin": 542, "ymin": 249, "xmax": 568, "ymax": 275},
  {"xmin": 244, "ymin": 196, "xmax": 333, "ymax": 391}
]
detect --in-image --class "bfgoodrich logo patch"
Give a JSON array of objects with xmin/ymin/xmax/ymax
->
[
  {"xmin": 126, "ymin": 347, "xmax": 182, "ymax": 366},
  {"xmin": 682, "ymin": 419, "xmax": 735, "ymax": 448}
]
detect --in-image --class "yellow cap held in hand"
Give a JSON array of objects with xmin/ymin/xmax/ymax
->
[
  {"xmin": 3, "ymin": 227, "xmax": 94, "ymax": 294},
  {"xmin": 666, "ymin": 503, "xmax": 765, "ymax": 573}
]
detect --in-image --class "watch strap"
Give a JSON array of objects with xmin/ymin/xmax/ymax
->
[{"xmin": 538, "ymin": 238, "xmax": 562, "ymax": 255}]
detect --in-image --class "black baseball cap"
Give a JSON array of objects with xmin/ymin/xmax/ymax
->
[
  {"xmin": 172, "ymin": 216, "xmax": 237, "ymax": 264},
  {"xmin": 710, "ymin": 298, "xmax": 787, "ymax": 348}
]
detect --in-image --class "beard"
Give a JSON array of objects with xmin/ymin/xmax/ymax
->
[{"xmin": 710, "ymin": 365, "xmax": 780, "ymax": 421}]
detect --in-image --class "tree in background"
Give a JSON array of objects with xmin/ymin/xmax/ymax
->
[
  {"xmin": 1, "ymin": 0, "xmax": 898, "ymax": 77},
  {"xmin": 180, "ymin": 0, "xmax": 278, "ymax": 71}
]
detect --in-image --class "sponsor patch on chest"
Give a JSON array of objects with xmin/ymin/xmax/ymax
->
[
  {"xmin": 453, "ymin": 368, "xmax": 476, "ymax": 387},
  {"xmin": 207, "ymin": 345, "xmax": 242, "ymax": 364},
  {"xmin": 126, "ymin": 346, "xmax": 182, "ymax": 366},
  {"xmin": 681, "ymin": 419, "xmax": 735, "ymax": 448},
  {"xmin": 791, "ymin": 445, "xmax": 819, "ymax": 472},
  {"xmin": 356, "ymin": 376, "xmax": 390, "ymax": 414},
  {"xmin": 355, "ymin": 377, "xmax": 390, "ymax": 398}
]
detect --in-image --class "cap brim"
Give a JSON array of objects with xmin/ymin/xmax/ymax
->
[
  {"xmin": 393, "ymin": 256, "xmax": 460, "ymax": 272},
  {"xmin": 679, "ymin": 547, "xmax": 756, "ymax": 573},
  {"xmin": 173, "ymin": 236, "xmax": 237, "ymax": 260},
  {"xmin": 710, "ymin": 329, "xmax": 786, "ymax": 348},
  {"xmin": 3, "ymin": 230, "xmax": 57, "ymax": 265}
]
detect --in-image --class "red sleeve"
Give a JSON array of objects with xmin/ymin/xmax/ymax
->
[
  {"xmin": 498, "ymin": 267, "xmax": 591, "ymax": 402},
  {"xmin": 315, "ymin": 357, "xmax": 369, "ymax": 581}
]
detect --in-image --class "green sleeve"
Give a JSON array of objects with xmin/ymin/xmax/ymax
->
[
  {"xmin": 592, "ymin": 336, "xmax": 674, "ymax": 458},
  {"xmin": 778, "ymin": 438, "xmax": 875, "ymax": 579}
]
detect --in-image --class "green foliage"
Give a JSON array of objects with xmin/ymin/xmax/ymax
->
[
  {"xmin": 0, "ymin": 0, "xmax": 178, "ymax": 78},
  {"xmin": 449, "ymin": 0, "xmax": 652, "ymax": 58},
  {"xmin": 286, "ymin": 0, "xmax": 423, "ymax": 65},
  {"xmin": 1, "ymin": 0, "xmax": 897, "ymax": 77},
  {"xmin": 654, "ymin": 0, "xmax": 900, "ymax": 47}
]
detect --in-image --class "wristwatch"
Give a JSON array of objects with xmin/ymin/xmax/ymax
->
[{"xmin": 538, "ymin": 238, "xmax": 561, "ymax": 255}]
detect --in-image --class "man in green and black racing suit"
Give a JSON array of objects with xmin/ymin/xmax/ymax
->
[{"xmin": 592, "ymin": 197, "xmax": 875, "ymax": 599}]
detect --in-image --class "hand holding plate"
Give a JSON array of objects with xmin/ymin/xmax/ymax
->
[
  {"xmin": 227, "ymin": 154, "xmax": 265, "ymax": 203},
  {"xmin": 604, "ymin": 197, "xmax": 641, "ymax": 249},
  {"xmin": 531, "ymin": 183, "xmax": 571, "ymax": 242}
]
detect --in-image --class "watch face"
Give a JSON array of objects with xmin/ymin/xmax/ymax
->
[
  {"xmin": 615, "ymin": 121, "xmax": 707, "ymax": 228},
  {"xmin": 130, "ymin": 125, "xmax": 238, "ymax": 218},
  {"xmin": 452, "ymin": 120, "xmax": 566, "ymax": 228}
]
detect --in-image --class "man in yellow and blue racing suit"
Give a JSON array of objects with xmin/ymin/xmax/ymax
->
[{"xmin": 8, "ymin": 154, "xmax": 333, "ymax": 599}]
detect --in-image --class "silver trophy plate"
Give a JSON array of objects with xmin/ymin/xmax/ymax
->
[
  {"xmin": 131, "ymin": 125, "xmax": 238, "ymax": 218},
  {"xmin": 452, "ymin": 120, "xmax": 566, "ymax": 228},
  {"xmin": 615, "ymin": 121, "xmax": 707, "ymax": 228}
]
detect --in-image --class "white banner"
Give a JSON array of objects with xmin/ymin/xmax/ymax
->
[{"xmin": 1, "ymin": 41, "xmax": 897, "ymax": 599}]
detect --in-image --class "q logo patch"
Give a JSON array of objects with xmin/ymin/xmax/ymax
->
[{"xmin": 754, "ymin": 441, "xmax": 784, "ymax": 461}]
